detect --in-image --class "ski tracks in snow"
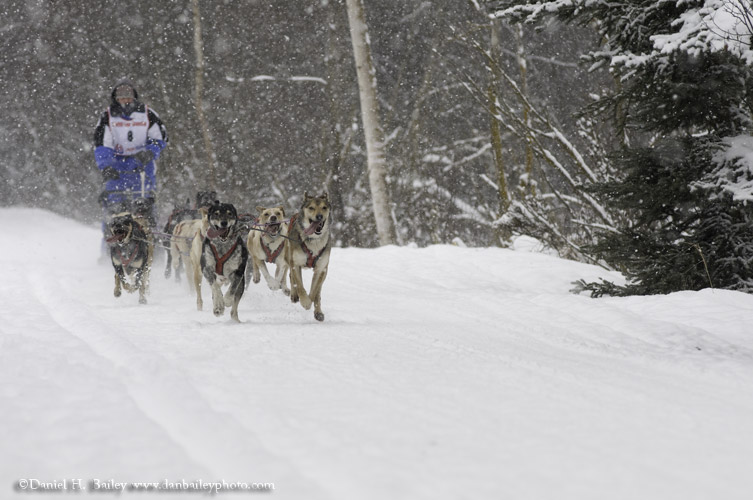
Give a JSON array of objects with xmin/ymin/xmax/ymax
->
[{"xmin": 23, "ymin": 266, "xmax": 327, "ymax": 499}]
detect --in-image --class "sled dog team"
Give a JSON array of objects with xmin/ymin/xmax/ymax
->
[{"xmin": 105, "ymin": 192, "xmax": 332, "ymax": 322}]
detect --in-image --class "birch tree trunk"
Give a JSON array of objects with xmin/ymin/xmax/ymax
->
[
  {"xmin": 345, "ymin": 0, "xmax": 395, "ymax": 246},
  {"xmin": 191, "ymin": 0, "xmax": 217, "ymax": 190}
]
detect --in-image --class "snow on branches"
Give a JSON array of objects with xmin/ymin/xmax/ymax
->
[{"xmin": 652, "ymin": 0, "xmax": 753, "ymax": 64}]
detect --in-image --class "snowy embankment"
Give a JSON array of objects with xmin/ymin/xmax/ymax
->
[{"xmin": 1, "ymin": 207, "xmax": 752, "ymax": 500}]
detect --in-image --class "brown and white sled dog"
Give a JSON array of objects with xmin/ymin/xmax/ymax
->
[
  {"xmin": 285, "ymin": 192, "xmax": 332, "ymax": 321},
  {"xmin": 106, "ymin": 212, "xmax": 152, "ymax": 304},
  {"xmin": 163, "ymin": 191, "xmax": 216, "ymax": 279},
  {"xmin": 169, "ymin": 206, "xmax": 209, "ymax": 288},
  {"xmin": 199, "ymin": 202, "xmax": 248, "ymax": 322},
  {"xmin": 246, "ymin": 206, "xmax": 290, "ymax": 295}
]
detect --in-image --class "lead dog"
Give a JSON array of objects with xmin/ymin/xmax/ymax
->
[
  {"xmin": 285, "ymin": 192, "xmax": 332, "ymax": 321},
  {"xmin": 106, "ymin": 212, "xmax": 152, "ymax": 304},
  {"xmin": 199, "ymin": 202, "xmax": 248, "ymax": 322},
  {"xmin": 246, "ymin": 206, "xmax": 290, "ymax": 295}
]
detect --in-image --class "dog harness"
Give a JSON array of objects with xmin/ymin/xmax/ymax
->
[
  {"xmin": 288, "ymin": 214, "xmax": 326, "ymax": 268},
  {"xmin": 209, "ymin": 239, "xmax": 239, "ymax": 275},
  {"xmin": 261, "ymin": 239, "xmax": 285, "ymax": 263},
  {"xmin": 115, "ymin": 246, "xmax": 140, "ymax": 268},
  {"xmin": 302, "ymin": 242, "xmax": 325, "ymax": 268}
]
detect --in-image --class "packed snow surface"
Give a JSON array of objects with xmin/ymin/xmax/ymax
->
[{"xmin": 1, "ymin": 208, "xmax": 752, "ymax": 499}]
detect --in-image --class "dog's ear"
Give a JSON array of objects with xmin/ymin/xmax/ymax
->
[
  {"xmin": 256, "ymin": 206, "xmax": 265, "ymax": 213},
  {"xmin": 321, "ymin": 192, "xmax": 328, "ymax": 201},
  {"xmin": 277, "ymin": 206, "xmax": 285, "ymax": 216},
  {"xmin": 304, "ymin": 191, "xmax": 311, "ymax": 201}
]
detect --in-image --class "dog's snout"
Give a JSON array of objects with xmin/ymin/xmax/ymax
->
[
  {"xmin": 270, "ymin": 215, "xmax": 277, "ymax": 222},
  {"xmin": 315, "ymin": 214, "xmax": 323, "ymax": 221},
  {"xmin": 220, "ymin": 220, "xmax": 229, "ymax": 228}
]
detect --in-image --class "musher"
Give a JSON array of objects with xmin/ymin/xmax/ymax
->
[{"xmin": 94, "ymin": 79, "xmax": 167, "ymax": 243}]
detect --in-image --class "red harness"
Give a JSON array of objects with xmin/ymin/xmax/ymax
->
[
  {"xmin": 209, "ymin": 239, "xmax": 239, "ymax": 275},
  {"xmin": 288, "ymin": 214, "xmax": 326, "ymax": 268},
  {"xmin": 116, "ymin": 246, "xmax": 140, "ymax": 268},
  {"xmin": 302, "ymin": 241, "xmax": 325, "ymax": 268},
  {"xmin": 261, "ymin": 238, "xmax": 285, "ymax": 263}
]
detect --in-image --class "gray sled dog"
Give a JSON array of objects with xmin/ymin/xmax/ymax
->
[
  {"xmin": 199, "ymin": 202, "xmax": 248, "ymax": 322},
  {"xmin": 246, "ymin": 206, "xmax": 290, "ymax": 295},
  {"xmin": 285, "ymin": 192, "xmax": 332, "ymax": 321},
  {"xmin": 106, "ymin": 212, "xmax": 152, "ymax": 304}
]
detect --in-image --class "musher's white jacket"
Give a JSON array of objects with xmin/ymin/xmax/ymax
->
[{"xmin": 94, "ymin": 101, "xmax": 167, "ymax": 196}]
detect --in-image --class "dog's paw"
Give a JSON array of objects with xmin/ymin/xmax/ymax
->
[
  {"xmin": 314, "ymin": 311, "xmax": 324, "ymax": 322},
  {"xmin": 253, "ymin": 276, "xmax": 260, "ymax": 284},
  {"xmin": 213, "ymin": 294, "xmax": 226, "ymax": 316},
  {"xmin": 139, "ymin": 296, "xmax": 147, "ymax": 305},
  {"xmin": 300, "ymin": 295, "xmax": 312, "ymax": 310},
  {"xmin": 290, "ymin": 293, "xmax": 299, "ymax": 303},
  {"xmin": 114, "ymin": 289, "xmax": 121, "ymax": 298},
  {"xmin": 282, "ymin": 288, "xmax": 290, "ymax": 296},
  {"xmin": 268, "ymin": 279, "xmax": 281, "ymax": 290}
]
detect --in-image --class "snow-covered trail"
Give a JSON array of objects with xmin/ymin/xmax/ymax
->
[{"xmin": 1, "ymin": 208, "xmax": 752, "ymax": 500}]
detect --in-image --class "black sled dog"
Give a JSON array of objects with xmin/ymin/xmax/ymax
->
[
  {"xmin": 106, "ymin": 212, "xmax": 152, "ymax": 304},
  {"xmin": 199, "ymin": 202, "xmax": 248, "ymax": 322}
]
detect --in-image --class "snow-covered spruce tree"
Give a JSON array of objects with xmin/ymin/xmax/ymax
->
[{"xmin": 489, "ymin": 0, "xmax": 753, "ymax": 294}]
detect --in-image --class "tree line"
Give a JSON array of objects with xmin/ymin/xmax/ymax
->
[{"xmin": 1, "ymin": 0, "xmax": 751, "ymax": 294}]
